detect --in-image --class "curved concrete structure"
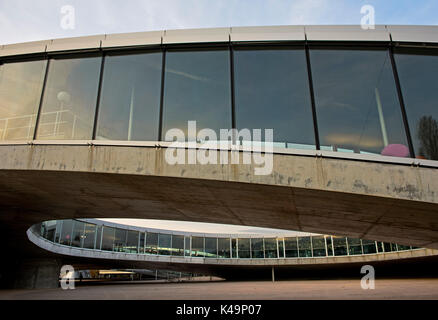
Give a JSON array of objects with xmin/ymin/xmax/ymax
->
[{"xmin": 1, "ymin": 25, "xmax": 438, "ymax": 288}]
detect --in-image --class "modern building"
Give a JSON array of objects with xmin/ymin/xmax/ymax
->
[{"xmin": 0, "ymin": 25, "xmax": 438, "ymax": 288}]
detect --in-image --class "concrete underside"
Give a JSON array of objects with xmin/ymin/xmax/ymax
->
[{"xmin": 0, "ymin": 144, "xmax": 438, "ymax": 287}]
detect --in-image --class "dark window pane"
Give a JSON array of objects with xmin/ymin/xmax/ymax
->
[
  {"xmin": 394, "ymin": 50, "xmax": 438, "ymax": 160},
  {"xmin": 158, "ymin": 233, "xmax": 171, "ymax": 255},
  {"xmin": 238, "ymin": 238, "xmax": 251, "ymax": 258},
  {"xmin": 205, "ymin": 237, "xmax": 217, "ymax": 258},
  {"xmin": 231, "ymin": 238, "xmax": 237, "ymax": 258},
  {"xmin": 36, "ymin": 56, "xmax": 101, "ymax": 140},
  {"xmin": 234, "ymin": 48, "xmax": 314, "ymax": 149},
  {"xmin": 298, "ymin": 236, "xmax": 312, "ymax": 257},
  {"xmin": 101, "ymin": 226, "xmax": 115, "ymax": 251},
  {"xmin": 362, "ymin": 239, "xmax": 377, "ymax": 254},
  {"xmin": 0, "ymin": 60, "xmax": 47, "ymax": 140},
  {"xmin": 312, "ymin": 236, "xmax": 327, "ymax": 257},
  {"xmin": 145, "ymin": 232, "xmax": 158, "ymax": 254},
  {"xmin": 278, "ymin": 239, "xmax": 285, "ymax": 258},
  {"xmin": 83, "ymin": 223, "xmax": 96, "ymax": 249},
  {"xmin": 326, "ymin": 236, "xmax": 333, "ymax": 256},
  {"xmin": 126, "ymin": 231, "xmax": 139, "ymax": 253},
  {"xmin": 284, "ymin": 237, "xmax": 298, "ymax": 258},
  {"xmin": 60, "ymin": 220, "xmax": 74, "ymax": 246},
  {"xmin": 333, "ymin": 237, "xmax": 348, "ymax": 256},
  {"xmin": 96, "ymin": 52, "xmax": 161, "ymax": 141},
  {"xmin": 191, "ymin": 236, "xmax": 205, "ymax": 257},
  {"xmin": 114, "ymin": 228, "xmax": 127, "ymax": 252},
  {"xmin": 95, "ymin": 226, "xmax": 102, "ymax": 250},
  {"xmin": 347, "ymin": 238, "xmax": 363, "ymax": 255},
  {"xmin": 184, "ymin": 236, "xmax": 191, "ymax": 256},
  {"xmin": 218, "ymin": 238, "xmax": 230, "ymax": 258},
  {"xmin": 162, "ymin": 50, "xmax": 231, "ymax": 141},
  {"xmin": 311, "ymin": 49, "xmax": 408, "ymax": 156},
  {"xmin": 264, "ymin": 238, "xmax": 278, "ymax": 258},
  {"xmin": 139, "ymin": 232, "xmax": 145, "ymax": 254},
  {"xmin": 172, "ymin": 235, "xmax": 184, "ymax": 256},
  {"xmin": 251, "ymin": 238, "xmax": 264, "ymax": 259},
  {"xmin": 41, "ymin": 220, "xmax": 57, "ymax": 242}
]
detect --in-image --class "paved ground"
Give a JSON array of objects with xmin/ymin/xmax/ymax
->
[{"xmin": 1, "ymin": 278, "xmax": 438, "ymax": 300}]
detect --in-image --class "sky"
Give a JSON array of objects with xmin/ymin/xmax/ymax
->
[
  {"xmin": 1, "ymin": 0, "xmax": 436, "ymax": 233},
  {"xmin": 1, "ymin": 0, "xmax": 438, "ymax": 45}
]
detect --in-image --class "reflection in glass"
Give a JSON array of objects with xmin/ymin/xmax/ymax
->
[
  {"xmin": 158, "ymin": 233, "xmax": 171, "ymax": 255},
  {"xmin": 192, "ymin": 237, "xmax": 205, "ymax": 257},
  {"xmin": 36, "ymin": 56, "xmax": 101, "ymax": 140},
  {"xmin": 237, "ymin": 238, "xmax": 251, "ymax": 258},
  {"xmin": 311, "ymin": 236, "xmax": 326, "ymax": 257},
  {"xmin": 0, "ymin": 60, "xmax": 47, "ymax": 140},
  {"xmin": 218, "ymin": 238, "xmax": 231, "ymax": 258},
  {"xmin": 284, "ymin": 237, "xmax": 298, "ymax": 258},
  {"xmin": 347, "ymin": 238, "xmax": 363, "ymax": 255},
  {"xmin": 96, "ymin": 52, "xmax": 162, "ymax": 141},
  {"xmin": 298, "ymin": 236, "xmax": 312, "ymax": 257},
  {"xmin": 126, "ymin": 231, "xmax": 139, "ymax": 253},
  {"xmin": 251, "ymin": 238, "xmax": 264, "ymax": 259},
  {"xmin": 333, "ymin": 237, "xmax": 348, "ymax": 256},
  {"xmin": 114, "ymin": 229, "xmax": 127, "ymax": 252},
  {"xmin": 172, "ymin": 235, "xmax": 184, "ymax": 256},
  {"xmin": 184, "ymin": 236, "xmax": 191, "ymax": 256},
  {"xmin": 205, "ymin": 237, "xmax": 218, "ymax": 258},
  {"xmin": 162, "ymin": 49, "xmax": 231, "ymax": 141},
  {"xmin": 83, "ymin": 223, "xmax": 96, "ymax": 249},
  {"xmin": 234, "ymin": 48, "xmax": 315, "ymax": 149},
  {"xmin": 394, "ymin": 50, "xmax": 438, "ymax": 160},
  {"xmin": 310, "ymin": 49, "xmax": 408, "ymax": 156},
  {"xmin": 71, "ymin": 220, "xmax": 85, "ymax": 248},
  {"xmin": 60, "ymin": 220, "xmax": 73, "ymax": 246},
  {"xmin": 146, "ymin": 232, "xmax": 158, "ymax": 254},
  {"xmin": 264, "ymin": 238, "xmax": 278, "ymax": 258},
  {"xmin": 101, "ymin": 226, "xmax": 115, "ymax": 251}
]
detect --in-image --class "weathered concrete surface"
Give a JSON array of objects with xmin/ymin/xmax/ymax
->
[{"xmin": 0, "ymin": 144, "xmax": 438, "ymax": 254}]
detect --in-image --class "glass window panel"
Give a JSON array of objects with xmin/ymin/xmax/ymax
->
[
  {"xmin": 312, "ymin": 236, "xmax": 327, "ymax": 257},
  {"xmin": 347, "ymin": 238, "xmax": 363, "ymax": 255},
  {"xmin": 326, "ymin": 236, "xmax": 334, "ymax": 256},
  {"xmin": 333, "ymin": 237, "xmax": 348, "ymax": 256},
  {"xmin": 298, "ymin": 236, "xmax": 312, "ymax": 257},
  {"xmin": 114, "ymin": 228, "xmax": 127, "ymax": 252},
  {"xmin": 139, "ymin": 232, "xmax": 145, "ymax": 254},
  {"xmin": 125, "ymin": 231, "xmax": 139, "ymax": 253},
  {"xmin": 41, "ymin": 220, "xmax": 57, "ymax": 242},
  {"xmin": 158, "ymin": 233, "xmax": 171, "ymax": 255},
  {"xmin": 234, "ymin": 48, "xmax": 315, "ymax": 149},
  {"xmin": 36, "ymin": 56, "xmax": 101, "ymax": 140},
  {"xmin": 184, "ymin": 236, "xmax": 191, "ymax": 256},
  {"xmin": 394, "ymin": 50, "xmax": 438, "ymax": 160},
  {"xmin": 172, "ymin": 235, "xmax": 184, "ymax": 256},
  {"xmin": 95, "ymin": 225, "xmax": 102, "ymax": 250},
  {"xmin": 205, "ymin": 237, "xmax": 217, "ymax": 258},
  {"xmin": 145, "ymin": 232, "xmax": 158, "ymax": 255},
  {"xmin": 284, "ymin": 237, "xmax": 298, "ymax": 258},
  {"xmin": 191, "ymin": 236, "xmax": 205, "ymax": 257},
  {"xmin": 383, "ymin": 242, "xmax": 393, "ymax": 253},
  {"xmin": 264, "ymin": 238, "xmax": 278, "ymax": 258},
  {"xmin": 311, "ymin": 49, "xmax": 408, "ymax": 156},
  {"xmin": 83, "ymin": 223, "xmax": 96, "ymax": 249},
  {"xmin": 377, "ymin": 242, "xmax": 385, "ymax": 253},
  {"xmin": 238, "ymin": 238, "xmax": 251, "ymax": 258},
  {"xmin": 101, "ymin": 226, "xmax": 115, "ymax": 251},
  {"xmin": 162, "ymin": 49, "xmax": 231, "ymax": 141},
  {"xmin": 397, "ymin": 244, "xmax": 411, "ymax": 251},
  {"xmin": 251, "ymin": 238, "xmax": 264, "ymax": 259},
  {"xmin": 96, "ymin": 52, "xmax": 162, "ymax": 141},
  {"xmin": 218, "ymin": 238, "xmax": 231, "ymax": 258},
  {"xmin": 54, "ymin": 220, "xmax": 63, "ymax": 243},
  {"xmin": 362, "ymin": 239, "xmax": 377, "ymax": 254},
  {"xmin": 71, "ymin": 220, "xmax": 85, "ymax": 248},
  {"xmin": 278, "ymin": 239, "xmax": 285, "ymax": 258},
  {"xmin": 59, "ymin": 219, "xmax": 74, "ymax": 246},
  {"xmin": 0, "ymin": 60, "xmax": 47, "ymax": 140},
  {"xmin": 231, "ymin": 238, "xmax": 237, "ymax": 258}
]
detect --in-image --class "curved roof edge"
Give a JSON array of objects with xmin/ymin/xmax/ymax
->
[{"xmin": 1, "ymin": 25, "xmax": 438, "ymax": 58}]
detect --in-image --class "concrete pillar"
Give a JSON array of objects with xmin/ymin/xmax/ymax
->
[{"xmin": 11, "ymin": 259, "xmax": 61, "ymax": 289}]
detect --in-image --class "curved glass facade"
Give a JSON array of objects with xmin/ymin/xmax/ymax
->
[
  {"xmin": 0, "ymin": 43, "xmax": 436, "ymax": 160},
  {"xmin": 35, "ymin": 219, "xmax": 418, "ymax": 259}
]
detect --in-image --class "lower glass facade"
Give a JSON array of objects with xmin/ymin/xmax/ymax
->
[{"xmin": 36, "ymin": 219, "xmax": 417, "ymax": 260}]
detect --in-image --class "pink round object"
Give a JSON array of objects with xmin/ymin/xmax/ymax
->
[{"xmin": 381, "ymin": 144, "xmax": 410, "ymax": 157}]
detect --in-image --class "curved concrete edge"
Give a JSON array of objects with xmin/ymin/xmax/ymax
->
[{"xmin": 27, "ymin": 228, "xmax": 438, "ymax": 269}]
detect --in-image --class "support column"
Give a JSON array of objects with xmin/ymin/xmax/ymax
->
[{"xmin": 8, "ymin": 259, "xmax": 61, "ymax": 289}]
